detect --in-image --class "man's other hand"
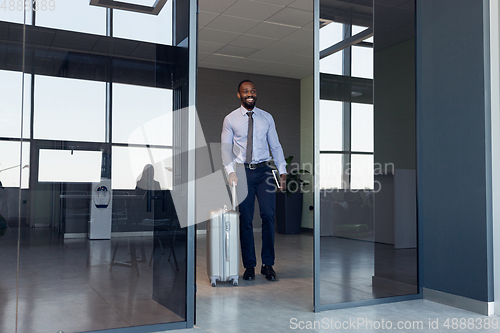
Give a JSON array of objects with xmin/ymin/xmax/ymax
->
[
  {"xmin": 228, "ymin": 172, "xmax": 238, "ymax": 186},
  {"xmin": 279, "ymin": 174, "xmax": 286, "ymax": 192}
]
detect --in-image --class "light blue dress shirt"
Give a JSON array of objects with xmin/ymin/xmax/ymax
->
[{"xmin": 221, "ymin": 105, "xmax": 287, "ymax": 175}]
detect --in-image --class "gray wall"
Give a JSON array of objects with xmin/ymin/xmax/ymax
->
[
  {"xmin": 197, "ymin": 68, "xmax": 300, "ymax": 163},
  {"xmin": 196, "ymin": 68, "xmax": 301, "ymax": 228},
  {"xmin": 417, "ymin": 0, "xmax": 493, "ymax": 302}
]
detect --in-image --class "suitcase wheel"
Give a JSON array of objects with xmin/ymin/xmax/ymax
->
[
  {"xmin": 211, "ymin": 282, "xmax": 216, "ymax": 287},
  {"xmin": 210, "ymin": 278, "xmax": 217, "ymax": 287},
  {"xmin": 232, "ymin": 280, "xmax": 238, "ymax": 286}
]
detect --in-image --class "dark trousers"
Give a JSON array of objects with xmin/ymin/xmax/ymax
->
[{"xmin": 236, "ymin": 166, "xmax": 276, "ymax": 268}]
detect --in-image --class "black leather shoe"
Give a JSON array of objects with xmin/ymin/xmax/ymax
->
[
  {"xmin": 261, "ymin": 264, "xmax": 278, "ymax": 281},
  {"xmin": 243, "ymin": 267, "xmax": 255, "ymax": 280}
]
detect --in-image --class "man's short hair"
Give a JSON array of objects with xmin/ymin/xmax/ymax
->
[{"xmin": 238, "ymin": 79, "xmax": 253, "ymax": 92}]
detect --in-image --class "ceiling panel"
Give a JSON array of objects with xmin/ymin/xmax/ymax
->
[
  {"xmin": 205, "ymin": 15, "xmax": 261, "ymax": 33},
  {"xmin": 199, "ymin": 0, "xmax": 239, "ymax": 14},
  {"xmin": 265, "ymin": 7, "xmax": 313, "ymax": 28},
  {"xmin": 198, "ymin": 28, "xmax": 241, "ymax": 44},
  {"xmin": 288, "ymin": 0, "xmax": 313, "ymax": 11},
  {"xmin": 200, "ymin": 54, "xmax": 243, "ymax": 66},
  {"xmin": 251, "ymin": 0, "xmax": 296, "ymax": 6},
  {"xmin": 198, "ymin": 40, "xmax": 226, "ymax": 54},
  {"xmin": 216, "ymin": 44, "xmax": 259, "ymax": 57},
  {"xmin": 198, "ymin": 11, "xmax": 220, "ymax": 29},
  {"xmin": 229, "ymin": 58, "xmax": 274, "ymax": 70},
  {"xmin": 247, "ymin": 48, "xmax": 290, "ymax": 62},
  {"xmin": 282, "ymin": 28, "xmax": 313, "ymax": 44},
  {"xmin": 280, "ymin": 54, "xmax": 312, "ymax": 66},
  {"xmin": 245, "ymin": 22, "xmax": 298, "ymax": 39},
  {"xmin": 264, "ymin": 40, "xmax": 310, "ymax": 54},
  {"xmin": 229, "ymin": 34, "xmax": 277, "ymax": 49},
  {"xmin": 223, "ymin": 0, "xmax": 284, "ymax": 21}
]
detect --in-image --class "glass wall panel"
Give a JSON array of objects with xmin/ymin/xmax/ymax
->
[
  {"xmin": 319, "ymin": 153, "xmax": 343, "ymax": 189},
  {"xmin": 111, "ymin": 146, "xmax": 173, "ymax": 190},
  {"xmin": 36, "ymin": 0, "xmax": 106, "ymax": 35},
  {"xmin": 34, "ymin": 76, "xmax": 106, "ymax": 142},
  {"xmin": 112, "ymin": 83, "xmax": 173, "ymax": 146},
  {"xmin": 350, "ymin": 154, "xmax": 374, "ymax": 190},
  {"xmin": 318, "ymin": 0, "xmax": 417, "ymax": 307},
  {"xmin": 320, "ymin": 52, "xmax": 342, "ymax": 75},
  {"xmin": 0, "ymin": 4, "xmax": 32, "ymax": 24},
  {"xmin": 352, "ymin": 45, "xmax": 373, "ymax": 79},
  {"xmin": 319, "ymin": 100, "xmax": 343, "ymax": 151},
  {"xmin": 351, "ymin": 103, "xmax": 373, "ymax": 152},
  {"xmin": 4, "ymin": 0, "xmax": 194, "ymax": 331},
  {"xmin": 0, "ymin": 8, "xmax": 30, "ymax": 326},
  {"xmin": 0, "ymin": 70, "xmax": 31, "ymax": 139}
]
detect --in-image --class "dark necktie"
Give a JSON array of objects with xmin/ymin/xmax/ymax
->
[{"xmin": 246, "ymin": 111, "xmax": 254, "ymax": 163}]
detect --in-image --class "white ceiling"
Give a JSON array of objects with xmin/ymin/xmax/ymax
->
[
  {"xmin": 197, "ymin": 0, "xmax": 414, "ymax": 80},
  {"xmin": 198, "ymin": 0, "xmax": 314, "ymax": 79}
]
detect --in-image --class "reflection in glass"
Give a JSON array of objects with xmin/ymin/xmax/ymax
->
[
  {"xmin": 0, "ymin": 70, "xmax": 31, "ymax": 139},
  {"xmin": 319, "ymin": 154, "xmax": 343, "ymax": 189},
  {"xmin": 351, "ymin": 103, "xmax": 373, "ymax": 152},
  {"xmin": 38, "ymin": 149, "xmax": 102, "ymax": 183},
  {"xmin": 113, "ymin": 0, "xmax": 173, "ymax": 45},
  {"xmin": 112, "ymin": 83, "xmax": 173, "ymax": 145},
  {"xmin": 350, "ymin": 154, "xmax": 374, "ymax": 190},
  {"xmin": 352, "ymin": 25, "xmax": 373, "ymax": 43},
  {"xmin": 319, "ymin": 0, "xmax": 417, "ymax": 307},
  {"xmin": 0, "ymin": 141, "xmax": 30, "ymax": 188},
  {"xmin": 319, "ymin": 22, "xmax": 342, "ymax": 75},
  {"xmin": 36, "ymin": 0, "xmax": 106, "ymax": 35},
  {"xmin": 319, "ymin": 100, "xmax": 343, "ymax": 151},
  {"xmin": 352, "ymin": 46, "xmax": 373, "ymax": 79},
  {"xmin": 0, "ymin": 4, "xmax": 32, "ymax": 24},
  {"xmin": 34, "ymin": 75, "xmax": 106, "ymax": 142},
  {"xmin": 320, "ymin": 21, "xmax": 342, "ymax": 51},
  {"xmin": 320, "ymin": 52, "xmax": 342, "ymax": 76},
  {"xmin": 112, "ymin": 146, "xmax": 173, "ymax": 190}
]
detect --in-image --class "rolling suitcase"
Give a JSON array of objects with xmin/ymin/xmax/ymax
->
[{"xmin": 207, "ymin": 182, "xmax": 240, "ymax": 287}]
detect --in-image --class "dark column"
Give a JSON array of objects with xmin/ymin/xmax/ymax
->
[{"xmin": 416, "ymin": 0, "xmax": 493, "ymax": 305}]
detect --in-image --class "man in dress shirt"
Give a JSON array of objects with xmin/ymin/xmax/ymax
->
[{"xmin": 221, "ymin": 80, "xmax": 287, "ymax": 282}]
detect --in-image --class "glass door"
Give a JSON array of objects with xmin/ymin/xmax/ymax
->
[
  {"xmin": 0, "ymin": 0, "xmax": 197, "ymax": 331},
  {"xmin": 314, "ymin": 0, "xmax": 418, "ymax": 311}
]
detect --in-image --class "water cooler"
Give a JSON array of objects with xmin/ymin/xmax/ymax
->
[{"xmin": 89, "ymin": 178, "xmax": 112, "ymax": 240}]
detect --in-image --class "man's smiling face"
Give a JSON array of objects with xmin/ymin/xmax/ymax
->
[{"xmin": 238, "ymin": 81, "xmax": 257, "ymax": 111}]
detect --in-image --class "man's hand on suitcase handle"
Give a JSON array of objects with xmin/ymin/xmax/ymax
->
[{"xmin": 228, "ymin": 172, "xmax": 238, "ymax": 186}]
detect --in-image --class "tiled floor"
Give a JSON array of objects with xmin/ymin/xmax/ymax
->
[
  {"xmin": 167, "ymin": 299, "xmax": 500, "ymax": 333},
  {"xmin": 1, "ymin": 227, "xmax": 498, "ymax": 333}
]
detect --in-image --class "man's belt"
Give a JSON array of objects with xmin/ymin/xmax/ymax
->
[{"xmin": 243, "ymin": 161, "xmax": 268, "ymax": 170}]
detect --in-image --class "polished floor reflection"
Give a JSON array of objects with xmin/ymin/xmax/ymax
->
[
  {"xmin": 321, "ymin": 237, "xmax": 417, "ymax": 305},
  {"xmin": 0, "ymin": 226, "xmax": 182, "ymax": 333},
  {"xmin": 197, "ymin": 231, "xmax": 417, "ymax": 319},
  {"xmin": 196, "ymin": 231, "xmax": 313, "ymax": 328}
]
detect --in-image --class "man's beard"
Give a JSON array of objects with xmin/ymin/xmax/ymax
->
[{"xmin": 242, "ymin": 97, "xmax": 256, "ymax": 109}]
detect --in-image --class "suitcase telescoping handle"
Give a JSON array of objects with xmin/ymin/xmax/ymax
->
[
  {"xmin": 231, "ymin": 181, "xmax": 236, "ymax": 211},
  {"xmin": 225, "ymin": 222, "xmax": 230, "ymax": 262}
]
